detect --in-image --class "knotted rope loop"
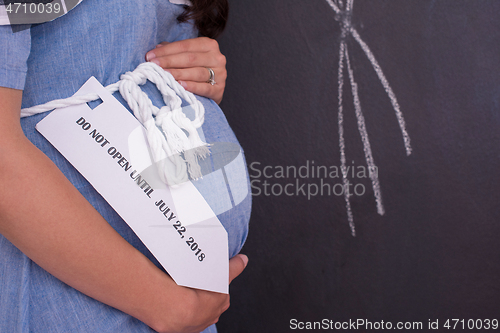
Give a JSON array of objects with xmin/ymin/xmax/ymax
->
[{"xmin": 20, "ymin": 62, "xmax": 208, "ymax": 187}]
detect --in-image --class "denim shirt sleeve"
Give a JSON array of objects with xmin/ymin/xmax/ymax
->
[{"xmin": 0, "ymin": 25, "xmax": 31, "ymax": 90}]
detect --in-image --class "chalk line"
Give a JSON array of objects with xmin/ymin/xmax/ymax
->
[
  {"xmin": 346, "ymin": 0, "xmax": 354, "ymax": 13},
  {"xmin": 351, "ymin": 28, "xmax": 412, "ymax": 156},
  {"xmin": 338, "ymin": 41, "xmax": 356, "ymax": 236},
  {"xmin": 325, "ymin": 0, "xmax": 340, "ymax": 14},
  {"xmin": 345, "ymin": 47, "xmax": 385, "ymax": 216}
]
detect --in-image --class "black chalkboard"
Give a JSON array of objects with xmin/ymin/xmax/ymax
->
[{"xmin": 218, "ymin": 1, "xmax": 500, "ymax": 332}]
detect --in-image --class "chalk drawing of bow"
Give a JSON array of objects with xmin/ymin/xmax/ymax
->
[{"xmin": 326, "ymin": 0, "xmax": 412, "ymax": 236}]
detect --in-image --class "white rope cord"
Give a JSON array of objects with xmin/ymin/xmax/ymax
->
[{"xmin": 21, "ymin": 62, "xmax": 209, "ymax": 186}]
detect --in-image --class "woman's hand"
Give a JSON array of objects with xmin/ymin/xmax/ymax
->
[
  {"xmin": 155, "ymin": 254, "xmax": 248, "ymax": 333},
  {"xmin": 146, "ymin": 37, "xmax": 227, "ymax": 104}
]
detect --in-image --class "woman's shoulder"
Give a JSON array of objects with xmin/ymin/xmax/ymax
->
[{"xmin": 0, "ymin": 26, "xmax": 31, "ymax": 90}]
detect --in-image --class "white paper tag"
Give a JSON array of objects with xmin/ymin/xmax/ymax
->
[{"xmin": 36, "ymin": 77, "xmax": 229, "ymax": 294}]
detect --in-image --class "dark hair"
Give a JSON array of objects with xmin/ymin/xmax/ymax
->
[{"xmin": 177, "ymin": 0, "xmax": 229, "ymax": 39}]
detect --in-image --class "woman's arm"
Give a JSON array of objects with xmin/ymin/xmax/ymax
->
[{"xmin": 0, "ymin": 87, "xmax": 247, "ymax": 333}]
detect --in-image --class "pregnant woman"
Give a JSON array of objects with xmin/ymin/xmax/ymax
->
[{"xmin": 0, "ymin": 1, "xmax": 250, "ymax": 332}]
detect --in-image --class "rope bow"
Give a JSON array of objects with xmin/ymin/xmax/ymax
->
[{"xmin": 21, "ymin": 62, "xmax": 209, "ymax": 186}]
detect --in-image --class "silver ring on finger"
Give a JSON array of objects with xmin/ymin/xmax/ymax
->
[{"xmin": 206, "ymin": 67, "xmax": 216, "ymax": 85}]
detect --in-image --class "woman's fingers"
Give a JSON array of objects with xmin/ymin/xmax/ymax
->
[
  {"xmin": 179, "ymin": 79, "xmax": 225, "ymax": 105},
  {"xmin": 148, "ymin": 51, "xmax": 222, "ymax": 70},
  {"xmin": 169, "ymin": 66, "xmax": 226, "ymax": 86},
  {"xmin": 167, "ymin": 67, "xmax": 208, "ymax": 82},
  {"xmin": 228, "ymin": 254, "xmax": 249, "ymax": 284},
  {"xmin": 146, "ymin": 38, "xmax": 225, "ymax": 69},
  {"xmin": 152, "ymin": 37, "xmax": 220, "ymax": 56},
  {"xmin": 145, "ymin": 37, "xmax": 227, "ymax": 103},
  {"xmin": 161, "ymin": 254, "xmax": 247, "ymax": 332}
]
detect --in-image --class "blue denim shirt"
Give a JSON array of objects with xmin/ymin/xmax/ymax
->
[{"xmin": 0, "ymin": 1, "xmax": 250, "ymax": 331}]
